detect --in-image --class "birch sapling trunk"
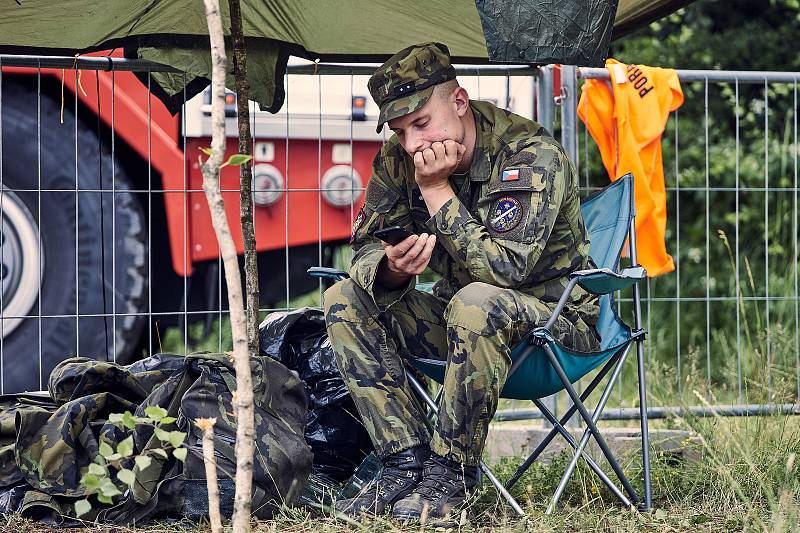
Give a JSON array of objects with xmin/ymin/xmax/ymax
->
[{"xmin": 201, "ymin": 1, "xmax": 256, "ymax": 531}]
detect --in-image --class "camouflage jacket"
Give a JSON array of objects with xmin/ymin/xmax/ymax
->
[{"xmin": 350, "ymin": 100, "xmax": 599, "ymax": 327}]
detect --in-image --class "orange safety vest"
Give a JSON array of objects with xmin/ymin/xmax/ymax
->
[{"xmin": 578, "ymin": 58, "xmax": 684, "ymax": 277}]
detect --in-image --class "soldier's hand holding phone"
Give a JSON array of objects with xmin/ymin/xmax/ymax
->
[
  {"xmin": 384, "ymin": 232, "xmax": 436, "ymax": 277},
  {"xmin": 371, "ymin": 226, "xmax": 436, "ymax": 283}
]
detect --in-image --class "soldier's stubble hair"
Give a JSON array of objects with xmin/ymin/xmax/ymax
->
[{"xmin": 434, "ymin": 79, "xmax": 461, "ymax": 101}]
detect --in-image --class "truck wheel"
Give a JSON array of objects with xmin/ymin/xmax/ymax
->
[{"xmin": 0, "ymin": 81, "xmax": 147, "ymax": 392}]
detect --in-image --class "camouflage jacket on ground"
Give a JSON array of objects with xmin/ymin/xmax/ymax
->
[
  {"xmin": 350, "ymin": 100, "xmax": 599, "ymax": 327},
  {"xmin": 0, "ymin": 353, "xmax": 312, "ymax": 526}
]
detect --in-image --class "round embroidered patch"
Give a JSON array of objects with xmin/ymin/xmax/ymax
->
[{"xmin": 489, "ymin": 196, "xmax": 523, "ymax": 233}]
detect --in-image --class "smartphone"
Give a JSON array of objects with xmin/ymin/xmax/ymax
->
[{"xmin": 370, "ymin": 225, "xmax": 414, "ymax": 246}]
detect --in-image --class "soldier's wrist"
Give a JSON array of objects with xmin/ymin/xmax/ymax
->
[{"xmin": 419, "ymin": 185, "xmax": 455, "ymax": 216}]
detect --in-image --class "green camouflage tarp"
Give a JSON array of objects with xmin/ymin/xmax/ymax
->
[{"xmin": 0, "ymin": 1, "xmax": 694, "ymax": 113}]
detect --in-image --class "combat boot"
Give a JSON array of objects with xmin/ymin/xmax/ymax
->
[
  {"xmin": 334, "ymin": 445, "xmax": 429, "ymax": 516},
  {"xmin": 391, "ymin": 453, "xmax": 478, "ymax": 524}
]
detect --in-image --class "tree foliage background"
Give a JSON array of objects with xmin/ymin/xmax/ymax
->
[{"xmin": 574, "ymin": 0, "xmax": 800, "ymax": 404}]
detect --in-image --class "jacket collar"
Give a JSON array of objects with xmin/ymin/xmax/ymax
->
[{"xmin": 465, "ymin": 101, "xmax": 493, "ymax": 182}]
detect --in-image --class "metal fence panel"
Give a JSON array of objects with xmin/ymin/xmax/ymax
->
[{"xmin": 0, "ymin": 54, "xmax": 798, "ymax": 421}]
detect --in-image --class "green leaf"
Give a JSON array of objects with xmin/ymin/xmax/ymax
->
[
  {"xmin": 199, "ymin": 146, "xmax": 213, "ymax": 156},
  {"xmin": 172, "ymin": 447, "xmax": 187, "ymax": 462},
  {"xmin": 122, "ymin": 411, "xmax": 138, "ymax": 430},
  {"xmin": 98, "ymin": 441, "xmax": 114, "ymax": 459},
  {"xmin": 99, "ymin": 479, "xmax": 122, "ymax": 498},
  {"xmin": 117, "ymin": 436, "xmax": 134, "ymax": 458},
  {"xmin": 159, "ymin": 416, "xmax": 177, "ymax": 425},
  {"xmin": 107, "ymin": 413, "xmax": 124, "ymax": 426},
  {"xmin": 74, "ymin": 498, "xmax": 92, "ymax": 518},
  {"xmin": 116, "ymin": 468, "xmax": 136, "ymax": 487},
  {"xmin": 151, "ymin": 448, "xmax": 168, "ymax": 459},
  {"xmin": 154, "ymin": 427, "xmax": 171, "ymax": 443},
  {"xmin": 88, "ymin": 463, "xmax": 106, "ymax": 477},
  {"xmin": 106, "ymin": 453, "xmax": 122, "ymax": 462},
  {"xmin": 97, "ymin": 493, "xmax": 114, "ymax": 505},
  {"xmin": 80, "ymin": 473, "xmax": 100, "ymax": 491},
  {"xmin": 168, "ymin": 431, "xmax": 187, "ymax": 449},
  {"xmin": 134, "ymin": 455, "xmax": 152, "ymax": 471},
  {"xmin": 145, "ymin": 406, "xmax": 168, "ymax": 422},
  {"xmin": 225, "ymin": 153, "xmax": 253, "ymax": 167}
]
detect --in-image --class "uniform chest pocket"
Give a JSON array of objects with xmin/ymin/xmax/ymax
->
[
  {"xmin": 486, "ymin": 167, "xmax": 547, "ymax": 195},
  {"xmin": 357, "ymin": 180, "xmax": 404, "ymax": 239},
  {"xmin": 365, "ymin": 180, "xmax": 400, "ymax": 213}
]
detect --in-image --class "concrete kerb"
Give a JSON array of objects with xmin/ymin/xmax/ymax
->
[{"xmin": 484, "ymin": 422, "xmax": 702, "ymax": 469}]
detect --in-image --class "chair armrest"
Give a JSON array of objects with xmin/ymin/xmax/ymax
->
[
  {"xmin": 569, "ymin": 266, "xmax": 647, "ymax": 295},
  {"xmin": 307, "ymin": 267, "xmax": 350, "ymax": 281},
  {"xmin": 538, "ymin": 266, "xmax": 646, "ymax": 338}
]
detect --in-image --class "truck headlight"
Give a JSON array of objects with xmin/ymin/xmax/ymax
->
[{"xmin": 252, "ymin": 164, "xmax": 284, "ymax": 207}]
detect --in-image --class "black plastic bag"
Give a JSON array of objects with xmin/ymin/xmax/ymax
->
[{"xmin": 259, "ymin": 307, "xmax": 374, "ymax": 482}]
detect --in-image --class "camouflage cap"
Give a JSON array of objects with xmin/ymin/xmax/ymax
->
[{"xmin": 368, "ymin": 42, "xmax": 457, "ymax": 133}]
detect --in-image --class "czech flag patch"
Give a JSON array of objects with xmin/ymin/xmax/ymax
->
[{"xmin": 501, "ymin": 169, "xmax": 520, "ymax": 182}]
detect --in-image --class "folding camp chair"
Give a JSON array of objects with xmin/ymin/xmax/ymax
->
[{"xmin": 309, "ymin": 173, "xmax": 651, "ymax": 515}]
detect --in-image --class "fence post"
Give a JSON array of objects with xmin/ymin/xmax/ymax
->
[
  {"xmin": 558, "ymin": 64, "xmax": 581, "ymax": 427},
  {"xmin": 560, "ymin": 64, "xmax": 579, "ymax": 162},
  {"xmin": 536, "ymin": 64, "xmax": 558, "ymax": 427},
  {"xmin": 537, "ymin": 65, "xmax": 556, "ymax": 134}
]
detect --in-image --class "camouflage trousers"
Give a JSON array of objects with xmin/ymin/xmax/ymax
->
[{"xmin": 324, "ymin": 279, "xmax": 599, "ymax": 466}]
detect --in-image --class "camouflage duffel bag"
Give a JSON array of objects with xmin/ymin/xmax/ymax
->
[{"xmin": 0, "ymin": 352, "xmax": 313, "ymax": 525}]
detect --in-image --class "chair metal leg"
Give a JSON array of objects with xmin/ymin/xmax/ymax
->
[
  {"xmin": 405, "ymin": 371, "xmax": 526, "ymax": 517},
  {"xmin": 426, "ymin": 386, "xmax": 443, "ymax": 424},
  {"xmin": 543, "ymin": 344, "xmax": 639, "ymax": 513},
  {"xmin": 534, "ymin": 399, "xmax": 632, "ymax": 508},
  {"xmin": 504, "ymin": 353, "xmax": 619, "ymax": 490},
  {"xmin": 478, "ymin": 462, "xmax": 525, "ymax": 516},
  {"xmin": 629, "ymin": 186, "xmax": 653, "ymax": 511},
  {"xmin": 635, "ymin": 336, "xmax": 652, "ymax": 511}
]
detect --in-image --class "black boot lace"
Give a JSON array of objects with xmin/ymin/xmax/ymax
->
[{"xmin": 414, "ymin": 460, "xmax": 465, "ymax": 502}]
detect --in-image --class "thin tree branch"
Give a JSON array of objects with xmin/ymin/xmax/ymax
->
[
  {"xmin": 195, "ymin": 417, "xmax": 222, "ymax": 533},
  {"xmin": 228, "ymin": 0, "xmax": 260, "ymax": 374}
]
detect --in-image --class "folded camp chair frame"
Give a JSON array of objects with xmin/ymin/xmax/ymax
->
[{"xmin": 309, "ymin": 174, "xmax": 652, "ymax": 516}]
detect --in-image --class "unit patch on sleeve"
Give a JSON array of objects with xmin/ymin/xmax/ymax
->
[
  {"xmin": 488, "ymin": 196, "xmax": 523, "ymax": 233},
  {"xmin": 350, "ymin": 208, "xmax": 367, "ymax": 244}
]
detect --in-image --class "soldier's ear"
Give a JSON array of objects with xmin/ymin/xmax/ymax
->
[{"xmin": 453, "ymin": 86, "xmax": 469, "ymax": 117}]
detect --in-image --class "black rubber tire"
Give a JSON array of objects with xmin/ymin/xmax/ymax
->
[{"xmin": 0, "ymin": 80, "xmax": 147, "ymax": 392}]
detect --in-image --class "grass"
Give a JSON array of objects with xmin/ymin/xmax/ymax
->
[{"xmin": 5, "ymin": 410, "xmax": 800, "ymax": 532}]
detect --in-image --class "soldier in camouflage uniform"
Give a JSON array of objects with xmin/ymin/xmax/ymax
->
[{"xmin": 325, "ymin": 42, "xmax": 600, "ymax": 523}]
